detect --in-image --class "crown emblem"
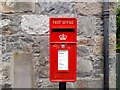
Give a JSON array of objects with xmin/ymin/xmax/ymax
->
[{"xmin": 59, "ymin": 34, "xmax": 67, "ymax": 40}]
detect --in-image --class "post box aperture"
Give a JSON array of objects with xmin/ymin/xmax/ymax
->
[
  {"xmin": 50, "ymin": 18, "xmax": 77, "ymax": 82},
  {"xmin": 52, "ymin": 28, "xmax": 74, "ymax": 32}
]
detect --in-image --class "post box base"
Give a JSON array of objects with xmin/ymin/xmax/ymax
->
[{"xmin": 50, "ymin": 79, "xmax": 76, "ymax": 82}]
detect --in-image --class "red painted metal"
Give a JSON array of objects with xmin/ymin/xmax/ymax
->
[{"xmin": 50, "ymin": 18, "xmax": 77, "ymax": 82}]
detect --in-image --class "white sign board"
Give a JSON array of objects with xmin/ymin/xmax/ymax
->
[{"xmin": 58, "ymin": 50, "xmax": 68, "ymax": 70}]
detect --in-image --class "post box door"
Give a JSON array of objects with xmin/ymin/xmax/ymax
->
[{"xmin": 50, "ymin": 43, "xmax": 76, "ymax": 82}]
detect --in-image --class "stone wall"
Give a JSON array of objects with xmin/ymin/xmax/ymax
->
[{"xmin": 0, "ymin": 1, "xmax": 116, "ymax": 88}]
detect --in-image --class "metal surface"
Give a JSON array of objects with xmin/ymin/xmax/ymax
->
[
  {"xmin": 49, "ymin": 18, "xmax": 77, "ymax": 82},
  {"xmin": 103, "ymin": 0, "xmax": 109, "ymax": 89},
  {"xmin": 59, "ymin": 82, "xmax": 66, "ymax": 90}
]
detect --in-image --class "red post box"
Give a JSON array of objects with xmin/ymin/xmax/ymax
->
[{"xmin": 50, "ymin": 18, "xmax": 77, "ymax": 82}]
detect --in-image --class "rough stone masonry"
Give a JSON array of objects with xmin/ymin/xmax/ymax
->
[{"xmin": 0, "ymin": 0, "xmax": 116, "ymax": 88}]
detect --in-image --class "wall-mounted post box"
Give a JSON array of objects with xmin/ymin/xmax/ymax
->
[{"xmin": 50, "ymin": 18, "xmax": 77, "ymax": 82}]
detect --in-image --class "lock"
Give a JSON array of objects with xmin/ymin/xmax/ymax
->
[{"xmin": 61, "ymin": 44, "xmax": 65, "ymax": 48}]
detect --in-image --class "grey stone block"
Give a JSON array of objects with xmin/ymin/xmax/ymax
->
[
  {"xmin": 7, "ymin": 35, "xmax": 19, "ymax": 42},
  {"xmin": 74, "ymin": 2, "xmax": 102, "ymax": 16},
  {"xmin": 35, "ymin": 64, "xmax": 49, "ymax": 78},
  {"xmin": 76, "ymin": 78, "xmax": 102, "ymax": 88},
  {"xmin": 77, "ymin": 58, "xmax": 93, "ymax": 77},
  {"xmin": 2, "ymin": 15, "xmax": 21, "ymax": 35},
  {"xmin": 20, "ymin": 34, "xmax": 34, "ymax": 43},
  {"xmin": 36, "ymin": 78, "xmax": 58, "ymax": 88},
  {"xmin": 5, "ymin": 42, "xmax": 20, "ymax": 52},
  {"xmin": 2, "ymin": 63, "xmax": 12, "ymax": 85},
  {"xmin": 2, "ymin": 53, "xmax": 12, "ymax": 62},
  {"xmin": 109, "ymin": 2, "xmax": 116, "ymax": 15},
  {"xmin": 2, "ymin": 15, "xmax": 21, "ymax": 27},
  {"xmin": 67, "ymin": 77, "xmax": 102, "ymax": 88},
  {"xmin": 33, "ymin": 36, "xmax": 49, "ymax": 78},
  {"xmin": 109, "ymin": 15, "xmax": 116, "ymax": 34},
  {"xmin": 36, "ymin": 2, "xmax": 75, "ymax": 15},
  {"xmin": 39, "ymin": 36, "xmax": 49, "ymax": 57},
  {"xmin": 77, "ymin": 46, "xmax": 90, "ymax": 57},
  {"xmin": 77, "ymin": 16, "xmax": 103, "ymax": 37},
  {"xmin": 0, "ymin": 19, "xmax": 11, "ymax": 28},
  {"xmin": 14, "ymin": 2, "xmax": 35, "ymax": 13},
  {"xmin": 0, "ymin": 2, "xmax": 35, "ymax": 13},
  {"xmin": 21, "ymin": 15, "xmax": 49, "ymax": 35}
]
